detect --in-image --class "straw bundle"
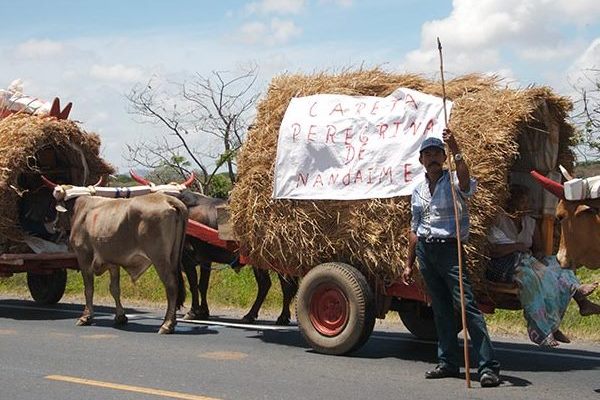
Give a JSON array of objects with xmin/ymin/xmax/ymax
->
[
  {"xmin": 0, "ymin": 113, "xmax": 114, "ymax": 251},
  {"xmin": 230, "ymin": 69, "xmax": 574, "ymax": 289}
]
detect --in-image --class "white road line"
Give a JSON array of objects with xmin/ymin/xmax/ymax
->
[{"xmin": 177, "ymin": 318, "xmax": 298, "ymax": 331}]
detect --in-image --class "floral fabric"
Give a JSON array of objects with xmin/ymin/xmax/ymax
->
[{"xmin": 514, "ymin": 255, "xmax": 578, "ymax": 346}]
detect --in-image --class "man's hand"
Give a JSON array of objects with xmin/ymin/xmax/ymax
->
[
  {"xmin": 401, "ymin": 265, "xmax": 414, "ymax": 285},
  {"xmin": 442, "ymin": 128, "xmax": 460, "ymax": 154}
]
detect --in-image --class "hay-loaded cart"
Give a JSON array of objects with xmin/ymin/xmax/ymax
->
[
  {"xmin": 219, "ymin": 70, "xmax": 575, "ymax": 355},
  {"xmin": 0, "ymin": 111, "xmax": 114, "ymax": 304}
]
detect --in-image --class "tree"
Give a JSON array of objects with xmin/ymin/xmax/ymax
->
[
  {"xmin": 572, "ymin": 67, "xmax": 600, "ymax": 162},
  {"xmin": 125, "ymin": 65, "xmax": 259, "ymax": 193}
]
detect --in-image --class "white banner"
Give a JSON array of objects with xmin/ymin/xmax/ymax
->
[{"xmin": 272, "ymin": 88, "xmax": 453, "ymax": 200}]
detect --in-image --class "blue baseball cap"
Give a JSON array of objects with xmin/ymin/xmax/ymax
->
[{"xmin": 419, "ymin": 137, "xmax": 446, "ymax": 153}]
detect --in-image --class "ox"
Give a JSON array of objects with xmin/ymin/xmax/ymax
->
[
  {"xmin": 42, "ymin": 176, "xmax": 189, "ymax": 334},
  {"xmin": 531, "ymin": 170, "xmax": 600, "ymax": 270},
  {"xmin": 131, "ymin": 171, "xmax": 298, "ymax": 325}
]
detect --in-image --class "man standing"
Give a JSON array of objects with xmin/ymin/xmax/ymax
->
[{"xmin": 402, "ymin": 129, "xmax": 501, "ymax": 387}]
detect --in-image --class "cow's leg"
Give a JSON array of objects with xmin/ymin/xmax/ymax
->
[
  {"xmin": 76, "ymin": 259, "xmax": 95, "ymax": 326},
  {"xmin": 275, "ymin": 274, "xmax": 299, "ymax": 326},
  {"xmin": 154, "ymin": 263, "xmax": 180, "ymax": 334},
  {"xmin": 197, "ymin": 262, "xmax": 211, "ymax": 319},
  {"xmin": 242, "ymin": 267, "xmax": 271, "ymax": 323},
  {"xmin": 182, "ymin": 254, "xmax": 201, "ymax": 320},
  {"xmin": 109, "ymin": 266, "xmax": 128, "ymax": 325}
]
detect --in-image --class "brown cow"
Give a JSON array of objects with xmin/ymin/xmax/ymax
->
[
  {"xmin": 531, "ymin": 170, "xmax": 600, "ymax": 270},
  {"xmin": 43, "ymin": 176, "xmax": 188, "ymax": 334},
  {"xmin": 180, "ymin": 192, "xmax": 298, "ymax": 325}
]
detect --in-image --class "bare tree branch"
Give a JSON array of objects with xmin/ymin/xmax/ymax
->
[
  {"xmin": 125, "ymin": 65, "xmax": 259, "ymax": 192},
  {"xmin": 572, "ymin": 68, "xmax": 600, "ymax": 163}
]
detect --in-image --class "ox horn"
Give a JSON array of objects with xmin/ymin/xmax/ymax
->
[
  {"xmin": 181, "ymin": 172, "xmax": 195, "ymax": 188},
  {"xmin": 558, "ymin": 165, "xmax": 574, "ymax": 181},
  {"xmin": 40, "ymin": 175, "xmax": 58, "ymax": 189},
  {"xmin": 531, "ymin": 170, "xmax": 565, "ymax": 199},
  {"xmin": 93, "ymin": 176, "xmax": 104, "ymax": 187},
  {"xmin": 129, "ymin": 169, "xmax": 151, "ymax": 185}
]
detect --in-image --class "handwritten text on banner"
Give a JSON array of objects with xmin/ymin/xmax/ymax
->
[{"xmin": 273, "ymin": 88, "xmax": 453, "ymax": 200}]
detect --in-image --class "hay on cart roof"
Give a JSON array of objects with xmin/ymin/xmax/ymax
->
[
  {"xmin": 0, "ymin": 113, "xmax": 114, "ymax": 251},
  {"xmin": 229, "ymin": 68, "xmax": 574, "ymax": 290}
]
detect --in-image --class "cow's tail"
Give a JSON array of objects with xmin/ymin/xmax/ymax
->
[{"xmin": 172, "ymin": 200, "xmax": 188, "ymax": 310}]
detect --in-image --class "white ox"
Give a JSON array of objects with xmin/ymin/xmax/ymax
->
[{"xmin": 42, "ymin": 176, "xmax": 191, "ymax": 333}]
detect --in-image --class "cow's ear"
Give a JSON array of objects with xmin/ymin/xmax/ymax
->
[
  {"xmin": 55, "ymin": 204, "xmax": 67, "ymax": 213},
  {"xmin": 574, "ymin": 205, "xmax": 595, "ymax": 217}
]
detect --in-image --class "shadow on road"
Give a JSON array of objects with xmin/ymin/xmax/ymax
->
[
  {"xmin": 3, "ymin": 298, "xmax": 598, "ymax": 378},
  {"xmin": 254, "ymin": 328, "xmax": 600, "ymax": 376},
  {"xmin": 0, "ymin": 298, "xmax": 93, "ymax": 321},
  {"xmin": 0, "ymin": 298, "xmax": 220, "ymax": 336}
]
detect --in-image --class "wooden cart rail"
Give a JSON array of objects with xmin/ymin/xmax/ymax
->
[{"xmin": 0, "ymin": 252, "xmax": 78, "ymax": 275}]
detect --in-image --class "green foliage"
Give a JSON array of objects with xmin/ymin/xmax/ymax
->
[
  {"xmin": 207, "ymin": 173, "xmax": 233, "ymax": 199},
  {"xmin": 109, "ymin": 174, "xmax": 138, "ymax": 187}
]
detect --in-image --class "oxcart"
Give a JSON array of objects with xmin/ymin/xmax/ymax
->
[
  {"xmin": 185, "ymin": 206, "xmax": 524, "ymax": 355},
  {"xmin": 216, "ymin": 71, "xmax": 577, "ymax": 355}
]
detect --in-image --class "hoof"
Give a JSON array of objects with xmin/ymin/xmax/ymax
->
[
  {"xmin": 183, "ymin": 309, "xmax": 209, "ymax": 321},
  {"xmin": 114, "ymin": 314, "xmax": 128, "ymax": 325},
  {"xmin": 275, "ymin": 316, "xmax": 291, "ymax": 326},
  {"xmin": 76, "ymin": 316, "xmax": 92, "ymax": 326},
  {"xmin": 241, "ymin": 314, "xmax": 256, "ymax": 324},
  {"xmin": 158, "ymin": 324, "xmax": 175, "ymax": 334}
]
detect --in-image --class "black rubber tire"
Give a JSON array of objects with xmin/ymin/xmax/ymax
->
[
  {"xmin": 27, "ymin": 269, "xmax": 67, "ymax": 304},
  {"xmin": 296, "ymin": 262, "xmax": 375, "ymax": 355},
  {"xmin": 349, "ymin": 267, "xmax": 376, "ymax": 353},
  {"xmin": 398, "ymin": 300, "xmax": 463, "ymax": 341}
]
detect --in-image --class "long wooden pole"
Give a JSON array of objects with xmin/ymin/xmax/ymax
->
[{"xmin": 437, "ymin": 37, "xmax": 471, "ymax": 389}]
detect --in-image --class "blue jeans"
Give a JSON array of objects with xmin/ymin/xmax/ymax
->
[{"xmin": 416, "ymin": 240, "xmax": 500, "ymax": 375}]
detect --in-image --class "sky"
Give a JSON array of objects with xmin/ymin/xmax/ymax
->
[{"xmin": 2, "ymin": 0, "xmax": 600, "ymax": 172}]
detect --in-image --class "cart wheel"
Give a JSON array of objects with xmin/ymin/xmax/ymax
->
[
  {"xmin": 296, "ymin": 262, "xmax": 375, "ymax": 355},
  {"xmin": 398, "ymin": 300, "xmax": 463, "ymax": 340},
  {"xmin": 27, "ymin": 269, "xmax": 67, "ymax": 304}
]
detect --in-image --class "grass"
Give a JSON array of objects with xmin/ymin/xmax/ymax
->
[
  {"xmin": 0, "ymin": 266, "xmax": 285, "ymax": 311},
  {"xmin": 1, "ymin": 265, "xmax": 598, "ymax": 342}
]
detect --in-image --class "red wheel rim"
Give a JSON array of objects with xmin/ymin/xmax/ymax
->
[{"xmin": 309, "ymin": 283, "xmax": 349, "ymax": 336}]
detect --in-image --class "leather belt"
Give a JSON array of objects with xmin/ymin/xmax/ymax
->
[{"xmin": 418, "ymin": 236, "xmax": 457, "ymax": 244}]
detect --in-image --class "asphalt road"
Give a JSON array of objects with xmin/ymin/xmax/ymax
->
[{"xmin": 1, "ymin": 298, "xmax": 599, "ymax": 400}]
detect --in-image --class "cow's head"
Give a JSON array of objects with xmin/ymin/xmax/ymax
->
[
  {"xmin": 18, "ymin": 186, "xmax": 58, "ymax": 239},
  {"xmin": 531, "ymin": 170, "xmax": 600, "ymax": 269},
  {"xmin": 40, "ymin": 175, "xmax": 103, "ymax": 233}
]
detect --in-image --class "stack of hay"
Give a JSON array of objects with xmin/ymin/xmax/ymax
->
[
  {"xmin": 0, "ymin": 113, "xmax": 114, "ymax": 252},
  {"xmin": 230, "ymin": 69, "xmax": 574, "ymax": 290}
]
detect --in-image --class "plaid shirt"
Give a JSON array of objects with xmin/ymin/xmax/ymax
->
[{"xmin": 410, "ymin": 170, "xmax": 477, "ymax": 241}]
